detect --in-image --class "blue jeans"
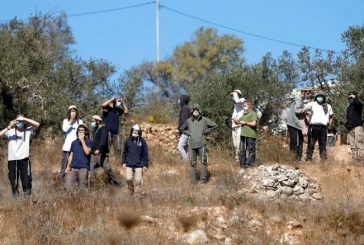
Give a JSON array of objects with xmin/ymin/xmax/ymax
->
[{"xmin": 240, "ymin": 136, "xmax": 256, "ymax": 168}]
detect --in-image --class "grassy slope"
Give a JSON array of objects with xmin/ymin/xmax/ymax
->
[{"xmin": 0, "ymin": 133, "xmax": 364, "ymax": 244}]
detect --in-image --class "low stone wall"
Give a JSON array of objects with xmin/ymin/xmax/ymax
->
[{"xmin": 140, "ymin": 123, "xmax": 179, "ymax": 154}]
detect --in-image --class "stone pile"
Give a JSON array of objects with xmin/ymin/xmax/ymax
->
[
  {"xmin": 245, "ymin": 164, "xmax": 323, "ymax": 202},
  {"xmin": 140, "ymin": 123, "xmax": 178, "ymax": 154}
]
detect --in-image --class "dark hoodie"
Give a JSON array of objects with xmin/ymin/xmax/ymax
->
[
  {"xmin": 121, "ymin": 127, "xmax": 149, "ymax": 168},
  {"xmin": 180, "ymin": 103, "xmax": 218, "ymax": 149},
  {"xmin": 178, "ymin": 95, "xmax": 191, "ymax": 134}
]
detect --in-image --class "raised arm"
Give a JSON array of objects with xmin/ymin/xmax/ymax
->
[
  {"xmin": 102, "ymin": 97, "xmax": 115, "ymax": 109},
  {"xmin": 17, "ymin": 116, "xmax": 40, "ymax": 130},
  {"xmin": 0, "ymin": 120, "xmax": 16, "ymax": 138}
]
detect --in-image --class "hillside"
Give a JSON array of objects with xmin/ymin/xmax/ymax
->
[{"xmin": 0, "ymin": 123, "xmax": 363, "ymax": 244}]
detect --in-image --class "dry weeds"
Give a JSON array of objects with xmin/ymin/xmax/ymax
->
[{"xmin": 0, "ymin": 133, "xmax": 363, "ymax": 244}]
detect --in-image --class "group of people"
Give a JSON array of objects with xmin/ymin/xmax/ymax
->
[
  {"xmin": 1, "ymin": 88, "xmax": 362, "ymax": 197},
  {"xmin": 286, "ymin": 89, "xmax": 363, "ymax": 163},
  {"xmin": 0, "ymin": 97, "xmax": 149, "ymax": 197},
  {"xmin": 176, "ymin": 90, "xmax": 258, "ymax": 179}
]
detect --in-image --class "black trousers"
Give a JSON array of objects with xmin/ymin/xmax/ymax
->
[
  {"xmin": 8, "ymin": 158, "xmax": 32, "ymax": 196},
  {"xmin": 240, "ymin": 136, "xmax": 256, "ymax": 168},
  {"xmin": 287, "ymin": 125, "xmax": 304, "ymax": 161},
  {"xmin": 307, "ymin": 125, "xmax": 328, "ymax": 160}
]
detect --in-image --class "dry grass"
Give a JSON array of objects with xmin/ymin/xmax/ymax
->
[{"xmin": 0, "ymin": 133, "xmax": 364, "ymax": 244}]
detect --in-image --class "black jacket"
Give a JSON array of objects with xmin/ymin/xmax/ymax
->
[
  {"xmin": 122, "ymin": 128, "xmax": 149, "ymax": 168},
  {"xmin": 178, "ymin": 95, "xmax": 191, "ymax": 134},
  {"xmin": 345, "ymin": 99, "xmax": 363, "ymax": 129},
  {"xmin": 92, "ymin": 125, "xmax": 109, "ymax": 154}
]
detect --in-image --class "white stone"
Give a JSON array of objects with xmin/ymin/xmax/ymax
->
[{"xmin": 185, "ymin": 230, "xmax": 208, "ymax": 244}]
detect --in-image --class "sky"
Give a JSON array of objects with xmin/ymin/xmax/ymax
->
[{"xmin": 1, "ymin": 0, "xmax": 364, "ymax": 82}]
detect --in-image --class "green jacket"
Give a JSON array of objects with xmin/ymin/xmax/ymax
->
[{"xmin": 180, "ymin": 104, "xmax": 218, "ymax": 149}]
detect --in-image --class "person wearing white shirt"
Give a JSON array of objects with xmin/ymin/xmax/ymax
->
[
  {"xmin": 0, "ymin": 115, "xmax": 40, "ymax": 197},
  {"xmin": 296, "ymin": 91, "xmax": 334, "ymax": 161},
  {"xmin": 59, "ymin": 105, "xmax": 83, "ymax": 179},
  {"xmin": 231, "ymin": 89, "xmax": 245, "ymax": 162}
]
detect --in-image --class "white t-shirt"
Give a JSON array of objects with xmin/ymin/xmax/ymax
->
[
  {"xmin": 5, "ymin": 127, "xmax": 33, "ymax": 161},
  {"xmin": 232, "ymin": 93, "xmax": 245, "ymax": 128},
  {"xmin": 304, "ymin": 101, "xmax": 333, "ymax": 126},
  {"xmin": 62, "ymin": 119, "xmax": 84, "ymax": 151}
]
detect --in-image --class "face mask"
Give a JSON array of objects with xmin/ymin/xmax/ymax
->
[
  {"xmin": 116, "ymin": 102, "xmax": 122, "ymax": 108},
  {"xmin": 316, "ymin": 96, "xmax": 324, "ymax": 103},
  {"xmin": 16, "ymin": 122, "xmax": 25, "ymax": 129},
  {"xmin": 243, "ymin": 106, "xmax": 249, "ymax": 111},
  {"xmin": 348, "ymin": 98, "xmax": 354, "ymax": 104},
  {"xmin": 193, "ymin": 111, "xmax": 200, "ymax": 117},
  {"xmin": 70, "ymin": 111, "xmax": 77, "ymax": 117},
  {"xmin": 90, "ymin": 122, "xmax": 97, "ymax": 129},
  {"xmin": 132, "ymin": 130, "xmax": 139, "ymax": 137}
]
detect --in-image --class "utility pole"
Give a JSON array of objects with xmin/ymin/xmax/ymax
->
[{"xmin": 156, "ymin": 0, "xmax": 160, "ymax": 63}]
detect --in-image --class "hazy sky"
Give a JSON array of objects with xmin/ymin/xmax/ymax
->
[{"xmin": 1, "ymin": 0, "xmax": 364, "ymax": 81}]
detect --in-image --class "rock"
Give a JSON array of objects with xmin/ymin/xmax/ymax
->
[
  {"xmin": 224, "ymin": 237, "xmax": 233, "ymax": 245},
  {"xmin": 280, "ymin": 233, "xmax": 301, "ymax": 245},
  {"xmin": 248, "ymin": 219, "xmax": 262, "ymax": 232},
  {"xmin": 280, "ymin": 186, "xmax": 294, "ymax": 196},
  {"xmin": 281, "ymin": 179, "xmax": 296, "ymax": 187},
  {"xmin": 185, "ymin": 230, "xmax": 208, "ymax": 244},
  {"xmin": 266, "ymin": 190, "xmax": 279, "ymax": 199},
  {"xmin": 162, "ymin": 170, "xmax": 179, "ymax": 177},
  {"xmin": 287, "ymin": 219, "xmax": 303, "ymax": 229},
  {"xmin": 293, "ymin": 186, "xmax": 304, "ymax": 195},
  {"xmin": 297, "ymin": 193, "xmax": 311, "ymax": 201},
  {"xmin": 141, "ymin": 215, "xmax": 156, "ymax": 224},
  {"xmin": 297, "ymin": 178, "xmax": 308, "ymax": 189},
  {"xmin": 262, "ymin": 178, "xmax": 278, "ymax": 189},
  {"xmin": 311, "ymin": 193, "xmax": 323, "ymax": 200}
]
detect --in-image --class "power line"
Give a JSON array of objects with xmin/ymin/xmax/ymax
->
[
  {"xmin": 0, "ymin": 1, "xmax": 156, "ymax": 23},
  {"xmin": 67, "ymin": 1, "xmax": 155, "ymax": 17},
  {"xmin": 160, "ymin": 4, "xmax": 339, "ymax": 53}
]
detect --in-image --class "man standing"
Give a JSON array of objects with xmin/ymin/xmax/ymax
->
[
  {"xmin": 89, "ymin": 115, "xmax": 123, "ymax": 187},
  {"xmin": 345, "ymin": 91, "xmax": 364, "ymax": 163},
  {"xmin": 102, "ymin": 97, "xmax": 128, "ymax": 160},
  {"xmin": 231, "ymin": 89, "xmax": 245, "ymax": 162},
  {"xmin": 65, "ymin": 125, "xmax": 92, "ymax": 189},
  {"xmin": 176, "ymin": 94, "xmax": 191, "ymax": 161},
  {"xmin": 296, "ymin": 91, "xmax": 334, "ymax": 161},
  {"xmin": 286, "ymin": 92, "xmax": 305, "ymax": 161},
  {"xmin": 180, "ymin": 104, "xmax": 218, "ymax": 183},
  {"xmin": 0, "ymin": 115, "xmax": 40, "ymax": 197},
  {"xmin": 122, "ymin": 124, "xmax": 149, "ymax": 195}
]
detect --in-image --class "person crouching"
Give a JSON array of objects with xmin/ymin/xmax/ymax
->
[{"xmin": 121, "ymin": 124, "xmax": 149, "ymax": 195}]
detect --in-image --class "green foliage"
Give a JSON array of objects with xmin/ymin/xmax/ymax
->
[
  {"xmin": 188, "ymin": 51, "xmax": 295, "ymax": 142},
  {"xmin": 0, "ymin": 14, "xmax": 115, "ymax": 133},
  {"xmin": 170, "ymin": 27, "xmax": 244, "ymax": 89}
]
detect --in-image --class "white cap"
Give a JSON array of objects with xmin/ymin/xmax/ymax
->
[
  {"xmin": 92, "ymin": 115, "xmax": 102, "ymax": 121},
  {"xmin": 230, "ymin": 89, "xmax": 242, "ymax": 95},
  {"xmin": 132, "ymin": 124, "xmax": 140, "ymax": 131},
  {"xmin": 68, "ymin": 105, "xmax": 77, "ymax": 110}
]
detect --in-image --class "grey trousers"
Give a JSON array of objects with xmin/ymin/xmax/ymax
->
[
  {"xmin": 125, "ymin": 167, "xmax": 143, "ymax": 193},
  {"xmin": 177, "ymin": 134, "xmax": 189, "ymax": 161},
  {"xmin": 66, "ymin": 168, "xmax": 88, "ymax": 189},
  {"xmin": 109, "ymin": 133, "xmax": 121, "ymax": 158},
  {"xmin": 90, "ymin": 154, "xmax": 123, "ymax": 186},
  {"xmin": 190, "ymin": 146, "xmax": 208, "ymax": 183},
  {"xmin": 59, "ymin": 151, "xmax": 70, "ymax": 179}
]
